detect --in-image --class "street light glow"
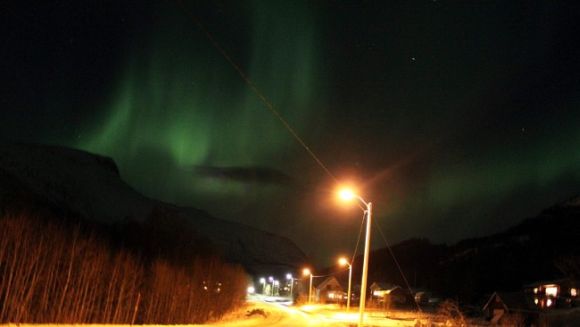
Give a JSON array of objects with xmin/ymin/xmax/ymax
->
[
  {"xmin": 286, "ymin": 273, "xmax": 292, "ymax": 280},
  {"xmin": 337, "ymin": 256, "xmax": 353, "ymax": 312},
  {"xmin": 338, "ymin": 188, "xmax": 355, "ymax": 201},
  {"xmin": 303, "ymin": 268, "xmax": 314, "ymax": 304},
  {"xmin": 336, "ymin": 184, "xmax": 372, "ymax": 327}
]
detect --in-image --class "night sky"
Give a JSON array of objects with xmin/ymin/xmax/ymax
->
[{"xmin": 3, "ymin": 1, "xmax": 580, "ymax": 265}]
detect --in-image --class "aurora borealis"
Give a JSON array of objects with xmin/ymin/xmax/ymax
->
[{"xmin": 3, "ymin": 1, "xmax": 580, "ymax": 265}]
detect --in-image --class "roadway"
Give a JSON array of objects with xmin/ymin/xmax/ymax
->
[{"xmin": 206, "ymin": 295, "xmax": 419, "ymax": 326}]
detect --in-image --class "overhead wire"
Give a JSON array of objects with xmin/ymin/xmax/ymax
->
[
  {"xmin": 172, "ymin": 0, "xmax": 336, "ymax": 182},
  {"xmin": 350, "ymin": 209, "xmax": 366, "ymax": 265},
  {"xmin": 373, "ymin": 218, "xmax": 423, "ymax": 314}
]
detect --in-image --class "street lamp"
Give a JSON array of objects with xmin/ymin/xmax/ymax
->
[
  {"xmin": 273, "ymin": 280, "xmax": 280, "ymax": 296},
  {"xmin": 338, "ymin": 257, "xmax": 353, "ymax": 312},
  {"xmin": 268, "ymin": 276, "xmax": 274, "ymax": 296},
  {"xmin": 286, "ymin": 273, "xmax": 294, "ymax": 299},
  {"xmin": 338, "ymin": 186, "xmax": 372, "ymax": 327},
  {"xmin": 302, "ymin": 268, "xmax": 313, "ymax": 304},
  {"xmin": 259, "ymin": 277, "xmax": 266, "ymax": 295}
]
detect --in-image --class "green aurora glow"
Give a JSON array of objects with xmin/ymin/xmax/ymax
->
[
  {"xmin": 78, "ymin": 1, "xmax": 323, "ymax": 206},
  {"xmin": 4, "ymin": 1, "xmax": 580, "ymax": 264}
]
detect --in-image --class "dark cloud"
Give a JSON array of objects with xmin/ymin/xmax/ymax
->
[{"xmin": 193, "ymin": 166, "xmax": 294, "ymax": 186}]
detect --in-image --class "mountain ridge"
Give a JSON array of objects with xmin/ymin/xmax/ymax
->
[{"xmin": 0, "ymin": 142, "xmax": 307, "ymax": 275}]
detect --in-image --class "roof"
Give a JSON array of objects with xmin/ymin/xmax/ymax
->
[
  {"xmin": 314, "ymin": 276, "xmax": 343, "ymax": 291},
  {"xmin": 370, "ymin": 282, "xmax": 396, "ymax": 290},
  {"xmin": 482, "ymin": 291, "xmax": 535, "ymax": 312},
  {"xmin": 524, "ymin": 278, "xmax": 577, "ymax": 289}
]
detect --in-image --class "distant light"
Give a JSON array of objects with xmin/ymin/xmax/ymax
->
[
  {"xmin": 545, "ymin": 285, "xmax": 558, "ymax": 297},
  {"xmin": 268, "ymin": 276, "xmax": 274, "ymax": 282},
  {"xmin": 546, "ymin": 298, "xmax": 553, "ymax": 307},
  {"xmin": 259, "ymin": 277, "xmax": 266, "ymax": 283},
  {"xmin": 533, "ymin": 287, "xmax": 538, "ymax": 294},
  {"xmin": 302, "ymin": 268, "xmax": 311, "ymax": 276},
  {"xmin": 286, "ymin": 273, "xmax": 292, "ymax": 280},
  {"xmin": 338, "ymin": 257, "xmax": 349, "ymax": 266},
  {"xmin": 273, "ymin": 280, "xmax": 279, "ymax": 286},
  {"xmin": 571, "ymin": 288, "xmax": 577, "ymax": 297},
  {"xmin": 534, "ymin": 298, "xmax": 539, "ymax": 305},
  {"xmin": 247, "ymin": 286, "xmax": 255, "ymax": 294}
]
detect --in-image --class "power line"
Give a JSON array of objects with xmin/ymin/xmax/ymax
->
[
  {"xmin": 173, "ymin": 1, "xmax": 336, "ymax": 182},
  {"xmin": 173, "ymin": 5, "xmax": 420, "ymax": 316},
  {"xmin": 373, "ymin": 218, "xmax": 423, "ymax": 314},
  {"xmin": 350, "ymin": 210, "xmax": 366, "ymax": 265}
]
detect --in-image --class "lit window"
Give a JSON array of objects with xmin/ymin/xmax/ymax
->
[
  {"xmin": 533, "ymin": 287, "xmax": 538, "ymax": 294},
  {"xmin": 571, "ymin": 288, "xmax": 577, "ymax": 297},
  {"xmin": 534, "ymin": 298, "xmax": 539, "ymax": 305},
  {"xmin": 545, "ymin": 285, "xmax": 558, "ymax": 297},
  {"xmin": 546, "ymin": 298, "xmax": 553, "ymax": 307}
]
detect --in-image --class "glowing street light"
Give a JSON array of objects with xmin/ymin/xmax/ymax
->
[
  {"xmin": 338, "ymin": 188, "xmax": 356, "ymax": 201},
  {"xmin": 338, "ymin": 257, "xmax": 353, "ymax": 312},
  {"xmin": 259, "ymin": 277, "xmax": 266, "ymax": 295},
  {"xmin": 273, "ymin": 280, "xmax": 280, "ymax": 296},
  {"xmin": 337, "ymin": 186, "xmax": 372, "ymax": 327},
  {"xmin": 268, "ymin": 276, "xmax": 274, "ymax": 296},
  {"xmin": 302, "ymin": 268, "xmax": 313, "ymax": 304},
  {"xmin": 286, "ymin": 273, "xmax": 295, "ymax": 299}
]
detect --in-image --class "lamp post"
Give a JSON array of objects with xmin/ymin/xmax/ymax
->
[
  {"xmin": 268, "ymin": 276, "xmax": 274, "ymax": 296},
  {"xmin": 259, "ymin": 277, "xmax": 266, "ymax": 295},
  {"xmin": 273, "ymin": 280, "xmax": 280, "ymax": 296},
  {"xmin": 302, "ymin": 268, "xmax": 313, "ymax": 304},
  {"xmin": 338, "ymin": 257, "xmax": 353, "ymax": 312},
  {"xmin": 338, "ymin": 187, "xmax": 372, "ymax": 327},
  {"xmin": 286, "ymin": 273, "xmax": 294, "ymax": 299}
]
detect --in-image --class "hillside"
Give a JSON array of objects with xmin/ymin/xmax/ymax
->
[
  {"xmin": 0, "ymin": 142, "xmax": 307, "ymax": 275},
  {"xmin": 331, "ymin": 196, "xmax": 580, "ymax": 303}
]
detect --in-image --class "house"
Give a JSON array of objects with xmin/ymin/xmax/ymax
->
[
  {"xmin": 525, "ymin": 278, "xmax": 578, "ymax": 309},
  {"xmin": 370, "ymin": 282, "xmax": 395, "ymax": 298},
  {"xmin": 412, "ymin": 290, "xmax": 433, "ymax": 305},
  {"xmin": 313, "ymin": 276, "xmax": 345, "ymax": 303},
  {"xmin": 369, "ymin": 282, "xmax": 414, "ymax": 308},
  {"xmin": 482, "ymin": 291, "xmax": 536, "ymax": 324}
]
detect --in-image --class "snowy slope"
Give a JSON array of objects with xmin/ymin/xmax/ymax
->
[{"xmin": 0, "ymin": 143, "xmax": 307, "ymax": 274}]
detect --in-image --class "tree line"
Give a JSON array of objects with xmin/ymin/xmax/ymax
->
[{"xmin": 0, "ymin": 211, "xmax": 248, "ymax": 323}]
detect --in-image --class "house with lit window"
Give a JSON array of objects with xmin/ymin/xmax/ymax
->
[
  {"xmin": 369, "ymin": 282, "xmax": 414, "ymax": 308},
  {"xmin": 483, "ymin": 278, "xmax": 579, "ymax": 325},
  {"xmin": 525, "ymin": 278, "xmax": 578, "ymax": 309},
  {"xmin": 313, "ymin": 276, "xmax": 345, "ymax": 303}
]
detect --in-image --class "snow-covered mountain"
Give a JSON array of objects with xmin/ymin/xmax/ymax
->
[{"xmin": 0, "ymin": 143, "xmax": 307, "ymax": 275}]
